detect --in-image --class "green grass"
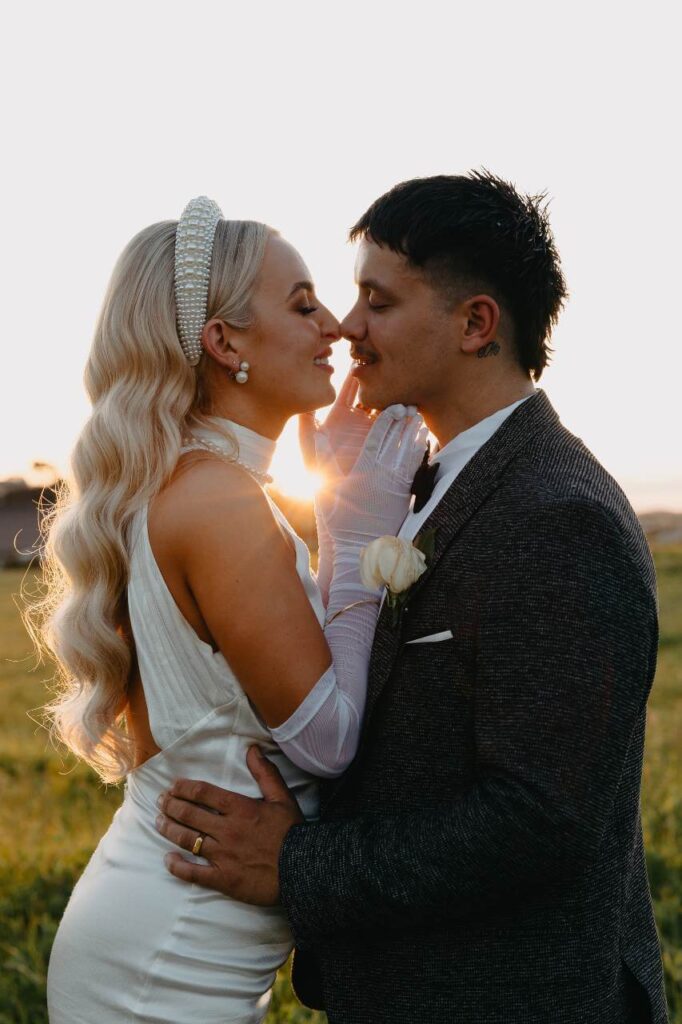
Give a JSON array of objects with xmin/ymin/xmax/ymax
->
[{"xmin": 1, "ymin": 551, "xmax": 680, "ymax": 1022}]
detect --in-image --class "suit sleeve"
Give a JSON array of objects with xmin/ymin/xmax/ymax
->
[{"xmin": 278, "ymin": 502, "xmax": 658, "ymax": 943}]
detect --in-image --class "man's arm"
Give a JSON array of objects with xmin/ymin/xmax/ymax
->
[{"xmin": 278, "ymin": 503, "xmax": 657, "ymax": 944}]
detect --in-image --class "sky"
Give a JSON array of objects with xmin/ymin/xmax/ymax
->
[{"xmin": 2, "ymin": 0, "xmax": 680, "ymax": 510}]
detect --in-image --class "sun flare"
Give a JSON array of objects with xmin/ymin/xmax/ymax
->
[{"xmin": 269, "ymin": 418, "xmax": 322, "ymax": 502}]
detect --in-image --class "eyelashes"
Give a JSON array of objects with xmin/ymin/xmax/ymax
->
[{"xmin": 299, "ymin": 306, "xmax": 319, "ymax": 316}]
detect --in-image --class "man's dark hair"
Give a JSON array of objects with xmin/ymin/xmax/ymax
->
[{"xmin": 349, "ymin": 170, "xmax": 567, "ymax": 380}]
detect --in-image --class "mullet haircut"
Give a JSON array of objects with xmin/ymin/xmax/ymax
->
[{"xmin": 349, "ymin": 170, "xmax": 568, "ymax": 380}]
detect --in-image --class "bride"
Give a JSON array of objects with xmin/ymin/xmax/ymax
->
[{"xmin": 36, "ymin": 197, "xmax": 426, "ymax": 1024}]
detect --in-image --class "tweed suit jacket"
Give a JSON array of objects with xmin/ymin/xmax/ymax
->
[{"xmin": 279, "ymin": 390, "xmax": 669, "ymax": 1024}]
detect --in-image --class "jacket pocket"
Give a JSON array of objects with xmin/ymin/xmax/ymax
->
[
  {"xmin": 620, "ymin": 949, "xmax": 653, "ymax": 1023},
  {"xmin": 404, "ymin": 629, "xmax": 454, "ymax": 645}
]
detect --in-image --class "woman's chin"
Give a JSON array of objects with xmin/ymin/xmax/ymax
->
[
  {"xmin": 308, "ymin": 379, "xmax": 336, "ymax": 411},
  {"xmin": 286, "ymin": 384, "xmax": 336, "ymax": 417}
]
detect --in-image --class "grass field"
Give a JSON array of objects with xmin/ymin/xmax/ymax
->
[{"xmin": 1, "ymin": 548, "xmax": 680, "ymax": 1022}]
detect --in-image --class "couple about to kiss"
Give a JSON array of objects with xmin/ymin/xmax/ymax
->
[{"xmin": 33, "ymin": 172, "xmax": 668, "ymax": 1024}]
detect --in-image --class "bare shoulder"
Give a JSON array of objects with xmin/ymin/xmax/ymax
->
[{"xmin": 149, "ymin": 453, "xmax": 283, "ymax": 558}]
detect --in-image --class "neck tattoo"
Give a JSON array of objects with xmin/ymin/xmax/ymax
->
[{"xmin": 477, "ymin": 341, "xmax": 501, "ymax": 358}]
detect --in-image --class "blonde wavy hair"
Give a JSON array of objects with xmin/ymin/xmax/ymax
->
[{"xmin": 26, "ymin": 216, "xmax": 271, "ymax": 782}]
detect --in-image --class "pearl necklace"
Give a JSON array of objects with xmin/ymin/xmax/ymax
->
[{"xmin": 181, "ymin": 435, "xmax": 273, "ymax": 486}]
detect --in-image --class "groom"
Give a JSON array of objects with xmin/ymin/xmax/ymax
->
[{"xmin": 156, "ymin": 172, "xmax": 668, "ymax": 1023}]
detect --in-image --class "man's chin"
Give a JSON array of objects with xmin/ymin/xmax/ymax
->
[{"xmin": 357, "ymin": 383, "xmax": 417, "ymax": 412}]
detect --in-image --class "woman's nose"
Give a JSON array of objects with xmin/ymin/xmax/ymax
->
[{"xmin": 320, "ymin": 306, "xmax": 341, "ymax": 342}]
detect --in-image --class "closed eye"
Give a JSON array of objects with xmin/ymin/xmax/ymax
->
[{"xmin": 299, "ymin": 306, "xmax": 319, "ymax": 315}]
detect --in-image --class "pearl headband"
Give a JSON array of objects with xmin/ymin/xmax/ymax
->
[{"xmin": 174, "ymin": 196, "xmax": 223, "ymax": 365}]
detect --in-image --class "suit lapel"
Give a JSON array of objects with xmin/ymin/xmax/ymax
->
[{"xmin": 362, "ymin": 389, "xmax": 560, "ymax": 727}]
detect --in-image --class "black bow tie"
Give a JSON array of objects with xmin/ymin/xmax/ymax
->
[{"xmin": 411, "ymin": 447, "xmax": 440, "ymax": 513}]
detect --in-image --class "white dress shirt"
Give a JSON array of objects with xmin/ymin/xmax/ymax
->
[{"xmin": 399, "ymin": 395, "xmax": 533, "ymax": 542}]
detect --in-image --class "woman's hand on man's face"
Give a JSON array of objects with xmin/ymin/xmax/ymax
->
[{"xmin": 299, "ymin": 371, "xmax": 376, "ymax": 479}]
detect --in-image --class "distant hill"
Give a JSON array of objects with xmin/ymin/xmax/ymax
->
[
  {"xmin": 1, "ymin": 479, "xmax": 681, "ymax": 568},
  {"xmin": 0, "ymin": 480, "xmax": 58, "ymax": 567},
  {"xmin": 638, "ymin": 511, "xmax": 682, "ymax": 547}
]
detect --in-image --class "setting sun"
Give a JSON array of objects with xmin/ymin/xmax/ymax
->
[{"xmin": 269, "ymin": 416, "xmax": 325, "ymax": 501}]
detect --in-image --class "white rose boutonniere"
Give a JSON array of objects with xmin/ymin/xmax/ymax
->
[{"xmin": 360, "ymin": 529, "xmax": 437, "ymax": 627}]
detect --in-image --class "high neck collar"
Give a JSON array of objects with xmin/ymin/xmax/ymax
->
[{"xmin": 190, "ymin": 416, "xmax": 276, "ymax": 479}]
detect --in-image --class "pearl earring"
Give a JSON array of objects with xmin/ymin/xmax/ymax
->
[{"xmin": 235, "ymin": 361, "xmax": 250, "ymax": 384}]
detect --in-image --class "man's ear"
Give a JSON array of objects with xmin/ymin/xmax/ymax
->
[
  {"xmin": 460, "ymin": 295, "xmax": 501, "ymax": 356},
  {"xmin": 201, "ymin": 318, "xmax": 242, "ymax": 373}
]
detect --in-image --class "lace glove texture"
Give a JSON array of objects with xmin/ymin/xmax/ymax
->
[
  {"xmin": 299, "ymin": 373, "xmax": 379, "ymax": 606},
  {"xmin": 272, "ymin": 407, "xmax": 427, "ymax": 778}
]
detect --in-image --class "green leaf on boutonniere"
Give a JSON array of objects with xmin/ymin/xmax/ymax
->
[
  {"xmin": 413, "ymin": 527, "xmax": 437, "ymax": 563},
  {"xmin": 386, "ymin": 590, "xmax": 403, "ymax": 629},
  {"xmin": 383, "ymin": 528, "xmax": 438, "ymax": 630}
]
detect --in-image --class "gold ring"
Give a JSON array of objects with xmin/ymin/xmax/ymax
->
[{"xmin": 192, "ymin": 834, "xmax": 204, "ymax": 856}]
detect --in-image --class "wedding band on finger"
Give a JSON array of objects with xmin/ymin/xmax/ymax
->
[{"xmin": 191, "ymin": 833, "xmax": 205, "ymax": 856}]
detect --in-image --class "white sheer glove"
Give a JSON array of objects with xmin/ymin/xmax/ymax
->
[
  {"xmin": 300, "ymin": 373, "xmax": 419, "ymax": 603},
  {"xmin": 299, "ymin": 373, "xmax": 375, "ymax": 478},
  {"xmin": 300, "ymin": 373, "xmax": 374, "ymax": 604},
  {"xmin": 319, "ymin": 404, "xmax": 428, "ymax": 550},
  {"xmin": 272, "ymin": 406, "xmax": 427, "ymax": 778}
]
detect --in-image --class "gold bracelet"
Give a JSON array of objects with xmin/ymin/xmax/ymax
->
[{"xmin": 324, "ymin": 598, "xmax": 381, "ymax": 626}]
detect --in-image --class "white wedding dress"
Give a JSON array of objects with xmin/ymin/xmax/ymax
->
[{"xmin": 47, "ymin": 421, "xmax": 323, "ymax": 1024}]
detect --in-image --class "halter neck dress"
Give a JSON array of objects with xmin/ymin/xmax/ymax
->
[{"xmin": 47, "ymin": 419, "xmax": 324, "ymax": 1024}]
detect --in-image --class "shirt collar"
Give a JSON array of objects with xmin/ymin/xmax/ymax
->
[{"xmin": 432, "ymin": 394, "xmax": 534, "ymax": 471}]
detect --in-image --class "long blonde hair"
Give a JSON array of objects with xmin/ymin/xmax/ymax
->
[{"xmin": 27, "ymin": 216, "xmax": 270, "ymax": 782}]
